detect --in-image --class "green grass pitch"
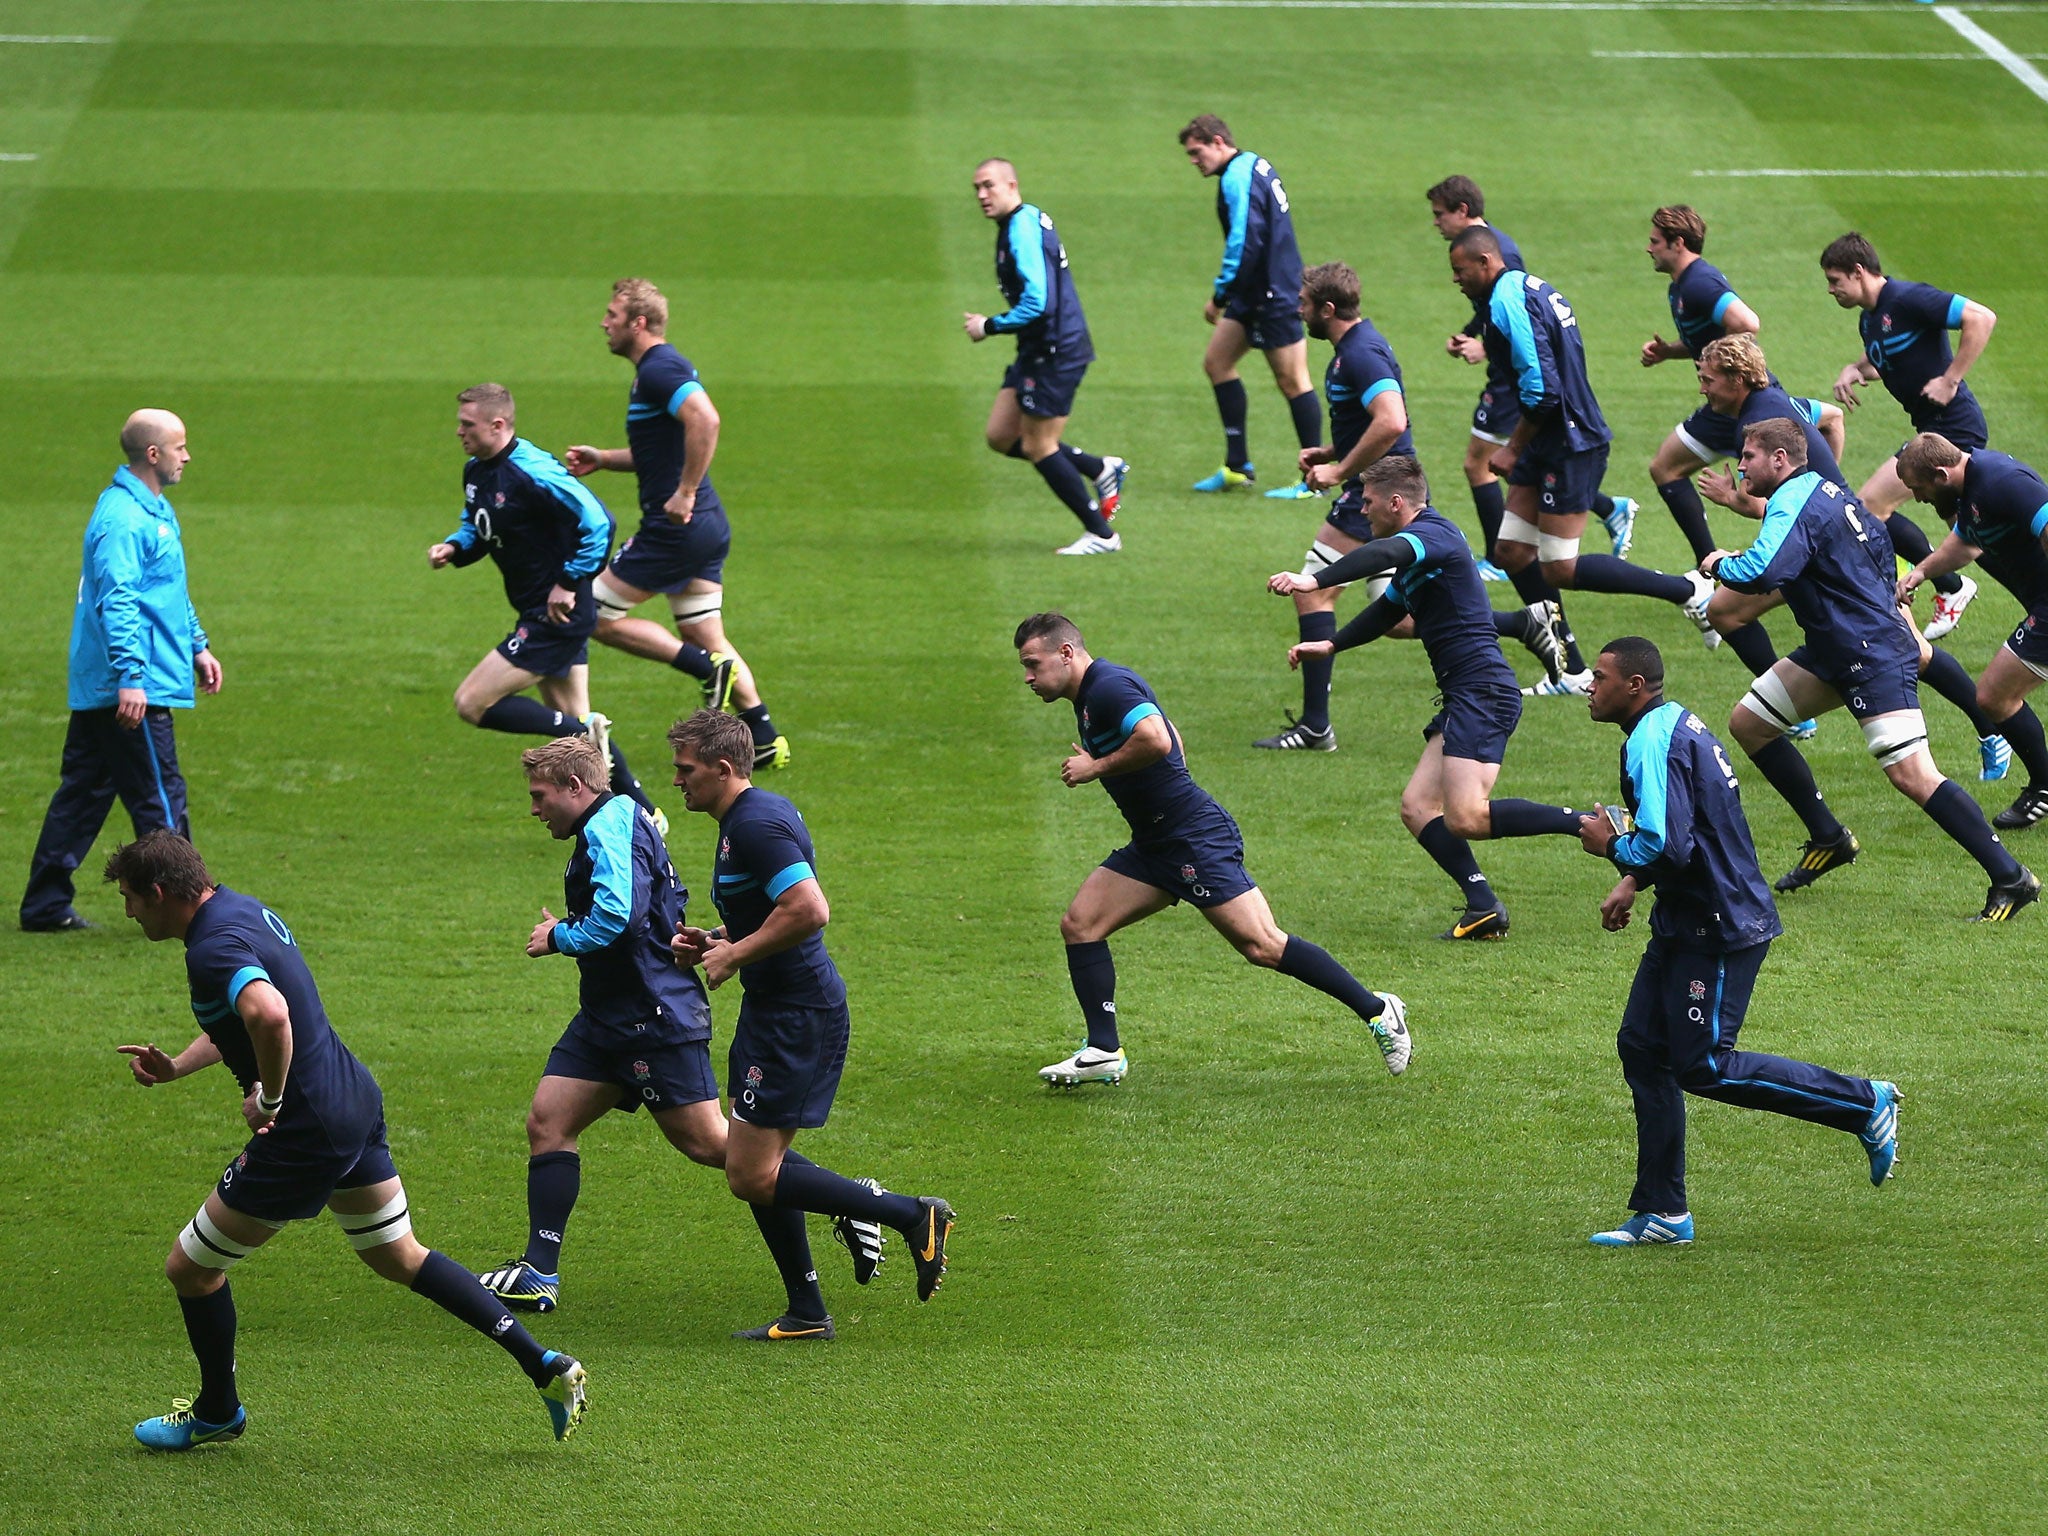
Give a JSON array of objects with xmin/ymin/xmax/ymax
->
[{"xmin": 3, "ymin": 1, "xmax": 2046, "ymax": 1529}]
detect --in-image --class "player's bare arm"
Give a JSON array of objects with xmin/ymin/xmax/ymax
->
[
  {"xmin": 1899, "ymin": 533, "xmax": 1981, "ymax": 601},
  {"xmin": 1306, "ymin": 393, "xmax": 1407, "ymax": 494},
  {"xmin": 699, "ymin": 882, "xmax": 826, "ymax": 988},
  {"xmin": 564, "ymin": 445, "xmax": 634, "ymax": 477},
  {"xmin": 1698, "ymin": 467, "xmax": 1765, "ymax": 520},
  {"xmin": 237, "ymin": 979, "xmax": 294, "ymax": 1133},
  {"xmin": 1060, "ymin": 714, "xmax": 1173, "ymax": 788},
  {"xmin": 664, "ymin": 390, "xmax": 721, "ymax": 524},
  {"xmin": 1927, "ymin": 300, "xmax": 1995, "ymax": 407},
  {"xmin": 1833, "ymin": 358, "xmax": 1879, "ymax": 408},
  {"xmin": 1598, "ymin": 875, "xmax": 1638, "ymax": 931},
  {"xmin": 526, "ymin": 905, "xmax": 560, "ymax": 958}
]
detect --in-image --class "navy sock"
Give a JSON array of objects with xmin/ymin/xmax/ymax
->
[
  {"xmin": 1033, "ymin": 450, "xmax": 1111, "ymax": 535},
  {"xmin": 774, "ymin": 1157, "xmax": 925, "ymax": 1234},
  {"xmin": 1505, "ymin": 562, "xmax": 1584, "ymax": 668},
  {"xmin": 1593, "ymin": 492, "xmax": 1616, "ymax": 519},
  {"xmin": 1725, "ymin": 621, "xmax": 1777, "ymax": 677},
  {"xmin": 411, "ymin": 1250, "xmax": 554, "ymax": 1386},
  {"xmin": 1065, "ymin": 939, "xmax": 1120, "ymax": 1051},
  {"xmin": 476, "ymin": 697, "xmax": 581, "ymax": 736},
  {"xmin": 1298, "ymin": 611, "xmax": 1337, "ymax": 732},
  {"xmin": 1416, "ymin": 815, "xmax": 1497, "ymax": 908},
  {"xmin": 739, "ymin": 703, "xmax": 776, "ymax": 749},
  {"xmin": 1748, "ymin": 737, "xmax": 1845, "ymax": 841},
  {"xmin": 1062, "ymin": 443, "xmax": 1105, "ymax": 479},
  {"xmin": 1470, "ymin": 479, "xmax": 1505, "ymax": 561},
  {"xmin": 522, "ymin": 1150, "xmax": 578, "ymax": 1275},
  {"xmin": 1004, "ymin": 441, "xmax": 1027, "ymax": 460},
  {"xmin": 1214, "ymin": 379, "xmax": 1250, "ymax": 470},
  {"xmin": 1286, "ymin": 389, "xmax": 1322, "ymax": 452},
  {"xmin": 750, "ymin": 1203, "xmax": 827, "ymax": 1321},
  {"xmin": 1996, "ymin": 702, "xmax": 2048, "ymax": 788},
  {"xmin": 1276, "ymin": 935, "xmax": 1382, "ymax": 1021},
  {"xmin": 179, "ymin": 1283, "xmax": 239, "ymax": 1424},
  {"xmin": 667, "ymin": 642, "xmax": 714, "ymax": 680},
  {"xmin": 1570, "ymin": 553, "xmax": 1691, "ymax": 604},
  {"xmin": 1657, "ymin": 478, "xmax": 1716, "ymax": 562},
  {"xmin": 1489, "ymin": 798, "xmax": 1582, "ymax": 837},
  {"xmin": 1885, "ymin": 512, "xmax": 1958, "ymax": 592},
  {"xmin": 606, "ymin": 742, "xmax": 659, "ymax": 817},
  {"xmin": 1924, "ymin": 779, "xmax": 2022, "ymax": 882},
  {"xmin": 1922, "ymin": 646, "xmax": 1998, "ymax": 736},
  {"xmin": 1491, "ymin": 608, "xmax": 1527, "ymax": 639}
]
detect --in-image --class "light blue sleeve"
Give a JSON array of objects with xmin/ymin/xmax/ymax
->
[
  {"xmin": 666, "ymin": 379, "xmax": 705, "ymax": 416},
  {"xmin": 552, "ymin": 800, "xmax": 637, "ymax": 955},
  {"xmin": 2030, "ymin": 502, "xmax": 2048, "ymax": 539},
  {"xmin": 765, "ymin": 861, "xmax": 817, "ymax": 900},
  {"xmin": 1361, "ymin": 378, "xmax": 1403, "ymax": 405},
  {"xmin": 1947, "ymin": 294, "xmax": 1968, "ymax": 328},
  {"xmin": 1214, "ymin": 155, "xmax": 1253, "ymax": 300},
  {"xmin": 988, "ymin": 207, "xmax": 1049, "ymax": 332},
  {"xmin": 1710, "ymin": 291, "xmax": 1739, "ymax": 324},
  {"xmin": 1103, "ymin": 700, "xmax": 1162, "ymax": 750},
  {"xmin": 1489, "ymin": 275, "xmax": 1546, "ymax": 409},
  {"xmin": 227, "ymin": 965, "xmax": 273, "ymax": 1007},
  {"xmin": 90, "ymin": 514, "xmax": 151, "ymax": 689},
  {"xmin": 1612, "ymin": 709, "xmax": 1677, "ymax": 870},
  {"xmin": 1717, "ymin": 478, "xmax": 1809, "ymax": 586},
  {"xmin": 512, "ymin": 441, "xmax": 613, "ymax": 580}
]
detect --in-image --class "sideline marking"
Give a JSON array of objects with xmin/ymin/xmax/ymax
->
[
  {"xmin": 1694, "ymin": 168, "xmax": 2047, "ymax": 179},
  {"xmin": 1933, "ymin": 6, "xmax": 2048, "ymax": 106}
]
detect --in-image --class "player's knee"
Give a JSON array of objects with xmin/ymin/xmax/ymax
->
[
  {"xmin": 985, "ymin": 430, "xmax": 1015, "ymax": 455},
  {"xmin": 357, "ymin": 1232, "xmax": 428, "ymax": 1285},
  {"xmin": 1058, "ymin": 907, "xmax": 1094, "ymax": 945},
  {"xmin": 1495, "ymin": 543, "xmax": 1533, "ymax": 573},
  {"xmin": 1538, "ymin": 558, "xmax": 1577, "ymax": 590},
  {"xmin": 525, "ymin": 1108, "xmax": 573, "ymax": 1154},
  {"xmin": 1398, "ymin": 795, "xmax": 1435, "ymax": 835},
  {"xmin": 453, "ymin": 687, "xmax": 486, "ymax": 725},
  {"xmin": 725, "ymin": 1162, "xmax": 776, "ymax": 1204},
  {"xmin": 1444, "ymin": 804, "xmax": 1491, "ymax": 841},
  {"xmin": 1240, "ymin": 933, "xmax": 1287, "ymax": 969}
]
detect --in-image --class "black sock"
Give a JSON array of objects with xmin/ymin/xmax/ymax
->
[
  {"xmin": 1276, "ymin": 934, "xmax": 1382, "ymax": 1020},
  {"xmin": 1286, "ymin": 389, "xmax": 1322, "ymax": 452},
  {"xmin": 179, "ymin": 1284, "xmax": 240, "ymax": 1423},
  {"xmin": 1922, "ymin": 646, "xmax": 1998, "ymax": 736},
  {"xmin": 522, "ymin": 1150, "xmax": 579, "ymax": 1274},
  {"xmin": 1592, "ymin": 492, "xmax": 1616, "ymax": 519},
  {"xmin": 1005, "ymin": 442, "xmax": 1027, "ymax": 460},
  {"xmin": 1065, "ymin": 939, "xmax": 1120, "ymax": 1051},
  {"xmin": 1033, "ymin": 451, "xmax": 1111, "ymax": 535},
  {"xmin": 1924, "ymin": 779, "xmax": 2023, "ymax": 882},
  {"xmin": 1505, "ymin": 564, "xmax": 1583, "ymax": 667},
  {"xmin": 1298, "ymin": 611, "xmax": 1337, "ymax": 732},
  {"xmin": 750, "ymin": 1203, "xmax": 827, "ymax": 1321},
  {"xmin": 739, "ymin": 703, "xmax": 776, "ymax": 749},
  {"xmin": 1885, "ymin": 512, "xmax": 1959, "ymax": 592},
  {"xmin": 1061, "ymin": 443, "xmax": 1105, "ymax": 479},
  {"xmin": 1492, "ymin": 608, "xmax": 1528, "ymax": 639},
  {"xmin": 1416, "ymin": 815, "xmax": 1498, "ymax": 908},
  {"xmin": 667, "ymin": 642, "xmax": 714, "ymax": 680},
  {"xmin": 1748, "ymin": 737, "xmax": 1845, "ymax": 841},
  {"xmin": 1657, "ymin": 478, "xmax": 1716, "ymax": 562},
  {"xmin": 477, "ymin": 697, "xmax": 582, "ymax": 736},
  {"xmin": 1471, "ymin": 479, "xmax": 1505, "ymax": 561},
  {"xmin": 1214, "ymin": 379, "xmax": 1250, "ymax": 470},
  {"xmin": 411, "ymin": 1250, "xmax": 554, "ymax": 1386},
  {"xmin": 774, "ymin": 1158, "xmax": 926, "ymax": 1233},
  {"xmin": 1490, "ymin": 798, "xmax": 1582, "ymax": 837},
  {"xmin": 1725, "ymin": 621, "xmax": 1777, "ymax": 677},
  {"xmin": 1570, "ymin": 553, "xmax": 1691, "ymax": 604},
  {"xmin": 606, "ymin": 742, "xmax": 659, "ymax": 817},
  {"xmin": 1997, "ymin": 702, "xmax": 2048, "ymax": 788}
]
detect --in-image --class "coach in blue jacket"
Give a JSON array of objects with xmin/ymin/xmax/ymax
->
[{"xmin": 21, "ymin": 410, "xmax": 221, "ymax": 931}]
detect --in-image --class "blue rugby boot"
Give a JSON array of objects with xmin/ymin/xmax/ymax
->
[
  {"xmin": 134, "ymin": 1398, "xmax": 246, "ymax": 1450},
  {"xmin": 1861, "ymin": 1082, "xmax": 1901, "ymax": 1186},
  {"xmin": 1980, "ymin": 733, "xmax": 2012, "ymax": 782},
  {"xmin": 1589, "ymin": 1212, "xmax": 1694, "ymax": 1247},
  {"xmin": 1601, "ymin": 495, "xmax": 1638, "ymax": 557},
  {"xmin": 538, "ymin": 1351, "xmax": 587, "ymax": 1441},
  {"xmin": 1193, "ymin": 464, "xmax": 1255, "ymax": 493},
  {"xmin": 478, "ymin": 1258, "xmax": 559, "ymax": 1313}
]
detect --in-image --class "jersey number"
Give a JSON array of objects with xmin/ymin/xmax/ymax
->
[
  {"xmin": 1711, "ymin": 743, "xmax": 1740, "ymax": 789},
  {"xmin": 1547, "ymin": 292, "xmax": 1578, "ymax": 330}
]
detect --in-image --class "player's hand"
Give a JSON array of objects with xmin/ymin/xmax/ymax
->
[
  {"xmin": 1288, "ymin": 640, "xmax": 1334, "ymax": 671},
  {"xmin": 1697, "ymin": 468, "xmax": 1742, "ymax": 510},
  {"xmin": 564, "ymin": 445, "xmax": 604, "ymax": 477},
  {"xmin": 1487, "ymin": 444, "xmax": 1517, "ymax": 478},
  {"xmin": 1922, "ymin": 375, "xmax": 1959, "ymax": 407},
  {"xmin": 1700, "ymin": 549, "xmax": 1734, "ymax": 580},
  {"xmin": 527, "ymin": 907, "xmax": 558, "ymax": 958},
  {"xmin": 963, "ymin": 312, "xmax": 989, "ymax": 342},
  {"xmin": 1297, "ymin": 445, "xmax": 1332, "ymax": 475},
  {"xmin": 1599, "ymin": 877, "xmax": 1638, "ymax": 931},
  {"xmin": 195, "ymin": 649, "xmax": 223, "ymax": 695},
  {"xmin": 1060, "ymin": 745, "xmax": 1097, "ymax": 788},
  {"xmin": 1640, "ymin": 334, "xmax": 1673, "ymax": 368},
  {"xmin": 429, "ymin": 542, "xmax": 457, "ymax": 568},
  {"xmin": 545, "ymin": 584, "xmax": 577, "ymax": 625},
  {"xmin": 1578, "ymin": 805, "xmax": 1618, "ymax": 857},
  {"xmin": 699, "ymin": 936, "xmax": 739, "ymax": 989},
  {"xmin": 1268, "ymin": 570, "xmax": 1317, "ymax": 596},
  {"xmin": 663, "ymin": 484, "xmax": 696, "ymax": 526},
  {"xmin": 1832, "ymin": 365, "xmax": 1864, "ymax": 408},
  {"xmin": 1897, "ymin": 567, "xmax": 1927, "ymax": 605},
  {"xmin": 1447, "ymin": 334, "xmax": 1485, "ymax": 364},
  {"xmin": 119, "ymin": 1043, "xmax": 180, "ymax": 1086},
  {"xmin": 1202, "ymin": 298, "xmax": 1221, "ymax": 327},
  {"xmin": 1303, "ymin": 461, "xmax": 1344, "ymax": 494},
  {"xmin": 115, "ymin": 687, "xmax": 148, "ymax": 728},
  {"xmin": 242, "ymin": 1086, "xmax": 277, "ymax": 1135},
  {"xmin": 670, "ymin": 923, "xmax": 716, "ymax": 967}
]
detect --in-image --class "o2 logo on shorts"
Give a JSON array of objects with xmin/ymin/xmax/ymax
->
[
  {"xmin": 506, "ymin": 626, "xmax": 527, "ymax": 655},
  {"xmin": 262, "ymin": 908, "xmax": 295, "ymax": 947}
]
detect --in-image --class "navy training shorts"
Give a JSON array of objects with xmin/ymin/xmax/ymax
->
[
  {"xmin": 729, "ymin": 995, "xmax": 850, "ymax": 1131},
  {"xmin": 545, "ymin": 1014, "xmax": 719, "ymax": 1113}
]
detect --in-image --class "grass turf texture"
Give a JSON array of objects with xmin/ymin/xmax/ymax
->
[{"xmin": 3, "ymin": 1, "xmax": 2046, "ymax": 1529}]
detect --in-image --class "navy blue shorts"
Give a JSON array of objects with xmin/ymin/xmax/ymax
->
[
  {"xmin": 1222, "ymin": 295, "xmax": 1304, "ymax": 351},
  {"xmin": 216, "ymin": 1112, "xmax": 398, "ymax": 1224},
  {"xmin": 1471, "ymin": 380, "xmax": 1521, "ymax": 445},
  {"xmin": 1003, "ymin": 355, "xmax": 1088, "ymax": 420},
  {"xmin": 1786, "ymin": 646, "xmax": 1920, "ymax": 719},
  {"xmin": 607, "ymin": 507, "xmax": 731, "ymax": 594},
  {"xmin": 1102, "ymin": 805, "xmax": 1256, "ymax": 909},
  {"xmin": 1424, "ymin": 683, "xmax": 1523, "ymax": 765},
  {"xmin": 1510, "ymin": 442, "xmax": 1610, "ymax": 517},
  {"xmin": 1901, "ymin": 399, "xmax": 1987, "ymax": 455},
  {"xmin": 1678, "ymin": 393, "xmax": 1822, "ymax": 463},
  {"xmin": 545, "ymin": 1015, "xmax": 719, "ymax": 1113},
  {"xmin": 1326, "ymin": 486, "xmax": 1372, "ymax": 543},
  {"xmin": 730, "ymin": 995, "xmax": 850, "ymax": 1130},
  {"xmin": 496, "ymin": 618, "xmax": 590, "ymax": 678},
  {"xmin": 2007, "ymin": 605, "xmax": 2048, "ymax": 678}
]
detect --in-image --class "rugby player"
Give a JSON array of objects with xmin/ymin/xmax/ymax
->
[
  {"xmin": 1015, "ymin": 611, "xmax": 1409, "ymax": 1085},
  {"xmin": 111, "ymin": 832, "xmax": 587, "ymax": 1449}
]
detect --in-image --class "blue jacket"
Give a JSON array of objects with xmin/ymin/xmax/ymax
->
[
  {"xmin": 985, "ymin": 203, "xmax": 1093, "ymax": 365},
  {"xmin": 68, "ymin": 466, "xmax": 210, "ymax": 710},
  {"xmin": 1482, "ymin": 268, "xmax": 1611, "ymax": 455}
]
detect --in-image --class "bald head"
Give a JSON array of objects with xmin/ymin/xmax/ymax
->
[
  {"xmin": 120, "ymin": 409, "xmax": 190, "ymax": 489},
  {"xmin": 971, "ymin": 158, "xmax": 1021, "ymax": 220}
]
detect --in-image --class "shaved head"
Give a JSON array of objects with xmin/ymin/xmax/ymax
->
[
  {"xmin": 120, "ymin": 409, "xmax": 184, "ymax": 465},
  {"xmin": 975, "ymin": 157, "xmax": 1017, "ymax": 182}
]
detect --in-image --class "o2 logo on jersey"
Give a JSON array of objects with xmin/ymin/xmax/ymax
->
[
  {"xmin": 262, "ymin": 908, "xmax": 295, "ymax": 947},
  {"xmin": 472, "ymin": 507, "xmax": 499, "ymax": 548}
]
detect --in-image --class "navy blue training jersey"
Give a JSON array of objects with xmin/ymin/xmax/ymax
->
[
  {"xmin": 1733, "ymin": 382, "xmax": 1844, "ymax": 484},
  {"xmin": 449, "ymin": 438, "xmax": 614, "ymax": 633},
  {"xmin": 1611, "ymin": 702, "xmax": 1782, "ymax": 953},
  {"xmin": 549, "ymin": 793, "xmax": 710, "ymax": 1042},
  {"xmin": 184, "ymin": 888, "xmax": 382, "ymax": 1142},
  {"xmin": 1718, "ymin": 470, "xmax": 1913, "ymax": 673},
  {"xmin": 1859, "ymin": 279, "xmax": 1987, "ymax": 439},
  {"xmin": 1381, "ymin": 509, "xmax": 1521, "ymax": 697},
  {"xmin": 1213, "ymin": 151, "xmax": 1303, "ymax": 312},
  {"xmin": 985, "ymin": 203, "xmax": 1094, "ymax": 366},
  {"xmin": 713, "ymin": 787, "xmax": 845, "ymax": 1008},
  {"xmin": 1073, "ymin": 660, "xmax": 1224, "ymax": 843},
  {"xmin": 1484, "ymin": 269, "xmax": 1611, "ymax": 454},
  {"xmin": 1326, "ymin": 319, "xmax": 1414, "ymax": 478},
  {"xmin": 1667, "ymin": 257, "xmax": 1745, "ymax": 360},
  {"xmin": 627, "ymin": 342, "xmax": 726, "ymax": 525},
  {"xmin": 1953, "ymin": 450, "xmax": 2048, "ymax": 608}
]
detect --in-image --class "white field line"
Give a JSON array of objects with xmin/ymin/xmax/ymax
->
[
  {"xmin": 1933, "ymin": 6, "xmax": 2048, "ymax": 106},
  {"xmin": 1597, "ymin": 50, "xmax": 2047, "ymax": 61},
  {"xmin": 1694, "ymin": 168, "xmax": 2047, "ymax": 178},
  {"xmin": 0, "ymin": 34, "xmax": 112, "ymax": 42},
  {"xmin": 0, "ymin": 153, "xmax": 41, "ymax": 161},
  {"xmin": 413, "ymin": 0, "xmax": 2021, "ymax": 12}
]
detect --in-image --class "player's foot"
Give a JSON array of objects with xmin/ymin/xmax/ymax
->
[
  {"xmin": 1039, "ymin": 1044, "xmax": 1128, "ymax": 1087},
  {"xmin": 1366, "ymin": 994, "xmax": 1411, "ymax": 1076},
  {"xmin": 651, "ymin": 807, "xmax": 669, "ymax": 838},
  {"xmin": 1681, "ymin": 571, "xmax": 1721, "ymax": 650},
  {"xmin": 1601, "ymin": 496, "xmax": 1638, "ymax": 557},
  {"xmin": 1789, "ymin": 718, "xmax": 1819, "ymax": 742},
  {"xmin": 1192, "ymin": 464, "xmax": 1255, "ymax": 493},
  {"xmin": 1252, "ymin": 714, "xmax": 1335, "ymax": 751},
  {"xmin": 753, "ymin": 735, "xmax": 791, "ymax": 772},
  {"xmin": 1263, "ymin": 480, "xmax": 1320, "ymax": 500},
  {"xmin": 478, "ymin": 1259, "xmax": 559, "ymax": 1313},
  {"xmin": 1514, "ymin": 601, "xmax": 1565, "ymax": 683},
  {"xmin": 580, "ymin": 711, "xmax": 611, "ymax": 760},
  {"xmin": 1861, "ymin": 1081, "xmax": 1901, "ymax": 1186},
  {"xmin": 1979, "ymin": 734, "xmax": 2012, "ymax": 782},
  {"xmin": 1588, "ymin": 1212, "xmax": 1693, "ymax": 1247},
  {"xmin": 1924, "ymin": 574, "xmax": 1978, "ymax": 640},
  {"xmin": 732, "ymin": 1314, "xmax": 835, "ymax": 1342},
  {"xmin": 1773, "ymin": 828, "xmax": 1860, "ymax": 892},
  {"xmin": 831, "ymin": 1179, "xmax": 886, "ymax": 1285},
  {"xmin": 906, "ymin": 1197, "xmax": 955, "ymax": 1301},
  {"xmin": 537, "ymin": 1351, "xmax": 587, "ymax": 1441},
  {"xmin": 702, "ymin": 651, "xmax": 737, "ymax": 712},
  {"xmin": 1439, "ymin": 902, "xmax": 1509, "ymax": 941},
  {"xmin": 1994, "ymin": 785, "xmax": 2048, "ymax": 830},
  {"xmin": 1094, "ymin": 457, "xmax": 1129, "ymax": 520},
  {"xmin": 1476, "ymin": 558, "xmax": 1510, "ymax": 583},
  {"xmin": 1976, "ymin": 864, "xmax": 2041, "ymax": 923},
  {"xmin": 1524, "ymin": 670, "xmax": 1592, "ymax": 699},
  {"xmin": 133, "ymin": 1398, "xmax": 246, "ymax": 1451},
  {"xmin": 1054, "ymin": 531, "xmax": 1122, "ymax": 556},
  {"xmin": 20, "ymin": 909, "xmax": 92, "ymax": 932}
]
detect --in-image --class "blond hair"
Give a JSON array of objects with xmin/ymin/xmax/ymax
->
[
  {"xmin": 611, "ymin": 277, "xmax": 668, "ymax": 335},
  {"xmin": 521, "ymin": 734, "xmax": 609, "ymax": 790},
  {"xmin": 1699, "ymin": 334, "xmax": 1769, "ymax": 391},
  {"xmin": 457, "ymin": 382, "xmax": 515, "ymax": 427}
]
